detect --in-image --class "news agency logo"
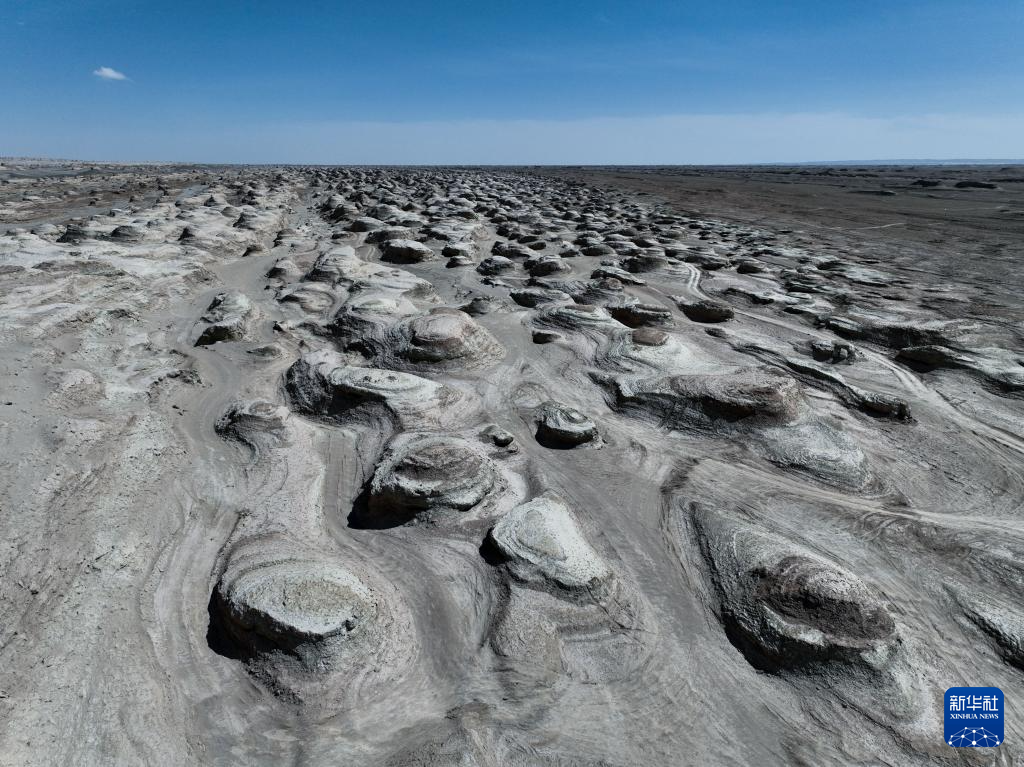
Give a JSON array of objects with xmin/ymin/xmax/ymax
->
[{"xmin": 945, "ymin": 687, "xmax": 1003, "ymax": 748}]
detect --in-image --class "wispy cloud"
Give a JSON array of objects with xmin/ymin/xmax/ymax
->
[{"xmin": 93, "ymin": 66, "xmax": 128, "ymax": 81}]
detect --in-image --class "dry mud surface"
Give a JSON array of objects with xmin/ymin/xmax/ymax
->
[{"xmin": 0, "ymin": 161, "xmax": 1022, "ymax": 766}]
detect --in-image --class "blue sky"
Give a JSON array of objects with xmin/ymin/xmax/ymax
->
[{"xmin": 3, "ymin": 0, "xmax": 1022, "ymax": 162}]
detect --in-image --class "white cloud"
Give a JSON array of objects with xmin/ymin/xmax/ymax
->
[{"xmin": 93, "ymin": 66, "xmax": 128, "ymax": 81}]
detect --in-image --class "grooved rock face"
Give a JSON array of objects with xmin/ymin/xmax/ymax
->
[
  {"xmin": 285, "ymin": 349, "xmax": 467, "ymax": 429},
  {"xmin": 612, "ymin": 370, "xmax": 867, "ymax": 487},
  {"xmin": 537, "ymin": 303, "xmax": 621, "ymax": 333},
  {"xmin": 527, "ymin": 256, "xmax": 570, "ymax": 277},
  {"xmin": 381, "ymin": 238, "xmax": 436, "ymax": 263},
  {"xmin": 632, "ymin": 327, "xmax": 668, "ymax": 346},
  {"xmin": 476, "ymin": 255, "xmax": 515, "ymax": 275},
  {"xmin": 217, "ymin": 558, "xmax": 375, "ymax": 648},
  {"xmin": 349, "ymin": 216, "xmax": 384, "ymax": 232},
  {"xmin": 215, "ymin": 399, "xmax": 289, "ymax": 454},
  {"xmin": 535, "ymin": 401, "xmax": 599, "ymax": 448},
  {"xmin": 755, "ymin": 556, "xmax": 895, "ymax": 642},
  {"xmin": 195, "ymin": 290, "xmax": 254, "ymax": 346},
  {"xmin": 488, "ymin": 496, "xmax": 612, "ymax": 592},
  {"xmin": 826, "ymin": 311, "xmax": 971, "ymax": 350},
  {"xmin": 678, "ymin": 299, "xmax": 734, "ymax": 323},
  {"xmin": 365, "ymin": 226, "xmax": 414, "ymax": 244},
  {"xmin": 608, "ymin": 302, "xmax": 674, "ymax": 328},
  {"xmin": 616, "ymin": 368, "xmax": 803, "ymax": 427},
  {"xmin": 679, "ymin": 371, "xmax": 801, "ymax": 423},
  {"xmin": 756, "ymin": 422, "xmax": 868, "ymax": 489},
  {"xmin": 109, "ymin": 224, "xmax": 144, "ymax": 242},
  {"xmin": 333, "ymin": 365, "xmax": 441, "ymax": 402},
  {"xmin": 510, "ymin": 287, "xmax": 572, "ymax": 308},
  {"xmin": 368, "ymin": 434, "xmax": 498, "ymax": 523},
  {"xmin": 945, "ymin": 584, "xmax": 1024, "ymax": 669},
  {"xmin": 691, "ymin": 506, "xmax": 898, "ymax": 671},
  {"xmin": 304, "ymin": 246, "xmax": 358, "ymax": 282},
  {"xmin": 407, "ymin": 311, "xmax": 475, "ymax": 359},
  {"xmin": 394, "ymin": 308, "xmax": 505, "ymax": 369}
]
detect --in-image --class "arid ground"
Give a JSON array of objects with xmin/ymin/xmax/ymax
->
[{"xmin": 1, "ymin": 161, "xmax": 1022, "ymax": 766}]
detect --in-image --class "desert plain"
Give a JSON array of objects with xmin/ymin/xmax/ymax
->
[{"xmin": 0, "ymin": 160, "xmax": 1022, "ymax": 765}]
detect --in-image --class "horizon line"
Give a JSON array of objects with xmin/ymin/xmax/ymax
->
[{"xmin": 4, "ymin": 156, "xmax": 1024, "ymax": 168}]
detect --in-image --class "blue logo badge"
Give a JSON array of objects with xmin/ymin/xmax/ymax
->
[{"xmin": 945, "ymin": 687, "xmax": 1003, "ymax": 747}]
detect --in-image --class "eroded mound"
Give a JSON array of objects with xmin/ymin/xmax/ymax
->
[
  {"xmin": 285, "ymin": 349, "xmax": 465, "ymax": 427},
  {"xmin": 690, "ymin": 505, "xmax": 899, "ymax": 672},
  {"xmin": 611, "ymin": 368, "xmax": 803, "ymax": 428},
  {"xmin": 487, "ymin": 496, "xmax": 613, "ymax": 594},
  {"xmin": 535, "ymin": 401, "xmax": 600, "ymax": 448},
  {"xmin": 385, "ymin": 308, "xmax": 505, "ymax": 370},
  {"xmin": 534, "ymin": 303, "xmax": 623, "ymax": 334},
  {"xmin": 381, "ymin": 238, "xmax": 436, "ymax": 263},
  {"xmin": 215, "ymin": 399, "xmax": 290, "ymax": 456},
  {"xmin": 194, "ymin": 291, "xmax": 254, "ymax": 346},
  {"xmin": 215, "ymin": 555, "xmax": 376, "ymax": 651},
  {"xmin": 365, "ymin": 433, "xmax": 500, "ymax": 525}
]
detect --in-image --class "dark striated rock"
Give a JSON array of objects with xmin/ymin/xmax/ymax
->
[
  {"xmin": 609, "ymin": 303, "xmax": 674, "ymax": 328},
  {"xmin": 678, "ymin": 299, "xmax": 735, "ymax": 323},
  {"xmin": 535, "ymin": 401, "xmax": 599, "ymax": 448},
  {"xmin": 689, "ymin": 506, "xmax": 899, "ymax": 672}
]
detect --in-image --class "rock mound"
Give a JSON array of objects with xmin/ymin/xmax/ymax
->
[
  {"xmin": 385, "ymin": 308, "xmax": 505, "ymax": 370},
  {"xmin": 195, "ymin": 291, "xmax": 254, "ymax": 346},
  {"xmin": 215, "ymin": 399, "xmax": 289, "ymax": 457},
  {"xmin": 487, "ymin": 496, "xmax": 613, "ymax": 595},
  {"xmin": 690, "ymin": 506, "xmax": 898, "ymax": 672},
  {"xmin": 678, "ymin": 299, "xmax": 734, "ymax": 323},
  {"xmin": 285, "ymin": 349, "xmax": 463, "ymax": 427},
  {"xmin": 365, "ymin": 433, "xmax": 499, "ymax": 525},
  {"xmin": 215, "ymin": 553, "xmax": 376, "ymax": 652},
  {"xmin": 535, "ymin": 401, "xmax": 599, "ymax": 448},
  {"xmin": 381, "ymin": 239, "xmax": 436, "ymax": 263}
]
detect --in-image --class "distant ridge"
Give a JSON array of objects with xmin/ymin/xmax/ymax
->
[{"xmin": 772, "ymin": 159, "xmax": 1024, "ymax": 166}]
